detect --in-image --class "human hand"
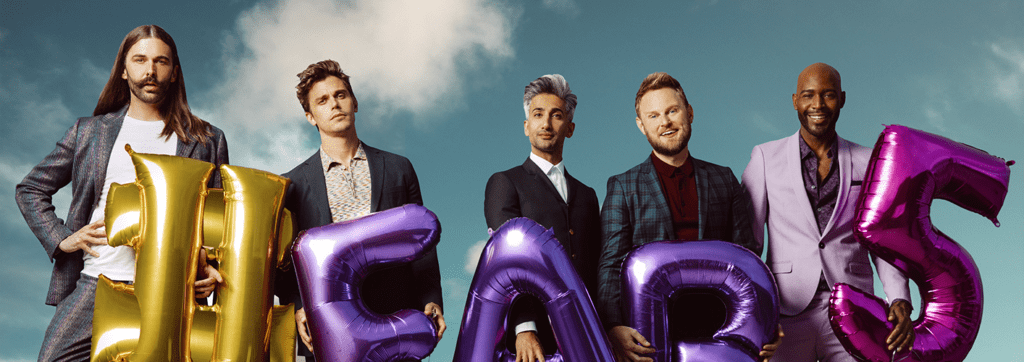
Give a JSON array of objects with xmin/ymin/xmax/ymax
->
[
  {"xmin": 424, "ymin": 302, "xmax": 446, "ymax": 339},
  {"xmin": 759, "ymin": 323, "xmax": 784, "ymax": 361},
  {"xmin": 515, "ymin": 331, "xmax": 544, "ymax": 362},
  {"xmin": 887, "ymin": 299, "xmax": 914, "ymax": 352},
  {"xmin": 193, "ymin": 248, "xmax": 222, "ymax": 299},
  {"xmin": 295, "ymin": 308, "xmax": 314, "ymax": 352},
  {"xmin": 59, "ymin": 220, "xmax": 107, "ymax": 257},
  {"xmin": 608, "ymin": 326, "xmax": 654, "ymax": 362}
]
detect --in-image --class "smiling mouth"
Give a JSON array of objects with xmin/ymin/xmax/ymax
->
[
  {"xmin": 807, "ymin": 114, "xmax": 830, "ymax": 121},
  {"xmin": 661, "ymin": 130, "xmax": 677, "ymax": 136}
]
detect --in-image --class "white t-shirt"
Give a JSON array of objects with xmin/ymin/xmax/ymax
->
[{"xmin": 81, "ymin": 115, "xmax": 178, "ymax": 281}]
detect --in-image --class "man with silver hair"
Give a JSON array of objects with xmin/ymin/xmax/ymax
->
[{"xmin": 484, "ymin": 74, "xmax": 601, "ymax": 362}]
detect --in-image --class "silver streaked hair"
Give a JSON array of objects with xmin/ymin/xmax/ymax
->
[{"xmin": 523, "ymin": 74, "xmax": 577, "ymax": 121}]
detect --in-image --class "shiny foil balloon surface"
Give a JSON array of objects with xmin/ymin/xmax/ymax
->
[
  {"xmin": 453, "ymin": 218, "xmax": 614, "ymax": 362},
  {"xmin": 127, "ymin": 148, "xmax": 214, "ymax": 361},
  {"xmin": 829, "ymin": 125, "xmax": 1012, "ymax": 362},
  {"xmin": 94, "ymin": 148, "xmax": 296, "ymax": 362},
  {"xmin": 623, "ymin": 240, "xmax": 779, "ymax": 362},
  {"xmin": 290, "ymin": 204, "xmax": 441, "ymax": 362},
  {"xmin": 92, "ymin": 275, "xmax": 297, "ymax": 361}
]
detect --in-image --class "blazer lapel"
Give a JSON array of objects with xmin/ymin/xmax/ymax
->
[
  {"xmin": 301, "ymin": 152, "xmax": 333, "ymax": 226},
  {"xmin": 523, "ymin": 158, "xmax": 566, "ymax": 205},
  {"xmin": 639, "ymin": 157, "xmax": 675, "ymax": 239},
  {"xmin": 820, "ymin": 137, "xmax": 852, "ymax": 238},
  {"xmin": 92, "ymin": 107, "xmax": 128, "ymax": 197},
  {"xmin": 365, "ymin": 143, "xmax": 385, "ymax": 212},
  {"xmin": 785, "ymin": 132, "xmax": 820, "ymax": 238},
  {"xmin": 692, "ymin": 158, "xmax": 708, "ymax": 239}
]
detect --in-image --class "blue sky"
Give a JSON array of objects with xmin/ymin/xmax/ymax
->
[{"xmin": 2, "ymin": 0, "xmax": 1021, "ymax": 361}]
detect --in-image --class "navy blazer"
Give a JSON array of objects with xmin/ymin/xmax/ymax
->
[
  {"xmin": 15, "ymin": 106, "xmax": 229, "ymax": 306},
  {"xmin": 278, "ymin": 143, "xmax": 443, "ymax": 314},
  {"xmin": 595, "ymin": 155, "xmax": 757, "ymax": 327},
  {"xmin": 484, "ymin": 158, "xmax": 601, "ymax": 350}
]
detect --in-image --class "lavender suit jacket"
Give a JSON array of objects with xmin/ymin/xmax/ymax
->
[
  {"xmin": 741, "ymin": 131, "xmax": 910, "ymax": 316},
  {"xmin": 15, "ymin": 106, "xmax": 229, "ymax": 306}
]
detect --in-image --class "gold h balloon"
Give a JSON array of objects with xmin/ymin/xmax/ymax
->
[{"xmin": 92, "ymin": 146, "xmax": 296, "ymax": 362}]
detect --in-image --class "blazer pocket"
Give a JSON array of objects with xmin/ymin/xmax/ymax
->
[
  {"xmin": 847, "ymin": 262, "xmax": 873, "ymax": 276},
  {"xmin": 770, "ymin": 262, "xmax": 792, "ymax": 274}
]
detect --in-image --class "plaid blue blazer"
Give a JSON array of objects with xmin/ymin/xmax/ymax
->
[
  {"xmin": 596, "ymin": 155, "xmax": 759, "ymax": 327},
  {"xmin": 15, "ymin": 106, "xmax": 229, "ymax": 306}
]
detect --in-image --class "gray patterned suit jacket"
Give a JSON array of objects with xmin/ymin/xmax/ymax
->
[
  {"xmin": 15, "ymin": 106, "xmax": 229, "ymax": 306},
  {"xmin": 596, "ymin": 154, "xmax": 759, "ymax": 327}
]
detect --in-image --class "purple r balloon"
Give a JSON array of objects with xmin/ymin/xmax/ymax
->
[{"xmin": 829, "ymin": 125, "xmax": 1012, "ymax": 362}]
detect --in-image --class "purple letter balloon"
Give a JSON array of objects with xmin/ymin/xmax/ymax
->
[
  {"xmin": 291, "ymin": 204, "xmax": 440, "ymax": 361},
  {"xmin": 454, "ymin": 218, "xmax": 614, "ymax": 362},
  {"xmin": 624, "ymin": 240, "xmax": 780, "ymax": 362},
  {"xmin": 829, "ymin": 125, "xmax": 1012, "ymax": 362}
]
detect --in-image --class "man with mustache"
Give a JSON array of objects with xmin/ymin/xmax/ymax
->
[
  {"xmin": 16, "ymin": 25, "xmax": 228, "ymax": 361},
  {"xmin": 484, "ymin": 74, "xmax": 600, "ymax": 362},
  {"xmin": 596, "ymin": 72, "xmax": 779, "ymax": 362},
  {"xmin": 741, "ymin": 63, "xmax": 914, "ymax": 361},
  {"xmin": 278, "ymin": 60, "xmax": 445, "ymax": 361}
]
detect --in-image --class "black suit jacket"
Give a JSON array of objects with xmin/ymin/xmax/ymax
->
[
  {"xmin": 278, "ymin": 143, "xmax": 443, "ymax": 315},
  {"xmin": 484, "ymin": 158, "xmax": 601, "ymax": 350},
  {"xmin": 16, "ymin": 106, "xmax": 229, "ymax": 306}
]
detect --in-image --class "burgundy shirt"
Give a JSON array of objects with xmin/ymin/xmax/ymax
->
[{"xmin": 651, "ymin": 153, "xmax": 699, "ymax": 240}]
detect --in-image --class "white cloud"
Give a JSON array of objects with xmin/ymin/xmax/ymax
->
[
  {"xmin": 201, "ymin": 0, "xmax": 517, "ymax": 173},
  {"xmin": 541, "ymin": 0, "xmax": 579, "ymax": 17},
  {"xmin": 988, "ymin": 42, "xmax": 1024, "ymax": 116},
  {"xmin": 464, "ymin": 239, "xmax": 488, "ymax": 274}
]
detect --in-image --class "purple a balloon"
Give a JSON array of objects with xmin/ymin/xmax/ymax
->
[
  {"xmin": 829, "ymin": 125, "xmax": 1012, "ymax": 362},
  {"xmin": 291, "ymin": 204, "xmax": 440, "ymax": 362},
  {"xmin": 454, "ymin": 218, "xmax": 615, "ymax": 362},
  {"xmin": 623, "ymin": 240, "xmax": 780, "ymax": 362}
]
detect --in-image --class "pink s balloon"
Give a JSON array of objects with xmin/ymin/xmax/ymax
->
[
  {"xmin": 829, "ymin": 125, "xmax": 1012, "ymax": 362},
  {"xmin": 290, "ymin": 204, "xmax": 441, "ymax": 362}
]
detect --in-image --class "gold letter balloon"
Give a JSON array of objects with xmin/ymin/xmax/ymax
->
[{"xmin": 91, "ymin": 146, "xmax": 297, "ymax": 362}]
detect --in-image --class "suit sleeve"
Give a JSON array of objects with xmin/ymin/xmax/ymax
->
[
  {"xmin": 726, "ymin": 167, "xmax": 761, "ymax": 256},
  {"xmin": 406, "ymin": 161, "xmax": 444, "ymax": 312},
  {"xmin": 276, "ymin": 179, "xmax": 303, "ymax": 310},
  {"xmin": 207, "ymin": 128, "xmax": 230, "ymax": 189},
  {"xmin": 15, "ymin": 120, "xmax": 79, "ymax": 260},
  {"xmin": 741, "ymin": 145, "xmax": 769, "ymax": 257},
  {"xmin": 596, "ymin": 176, "xmax": 633, "ymax": 328},
  {"xmin": 484, "ymin": 172, "xmax": 520, "ymax": 231},
  {"xmin": 873, "ymin": 254, "xmax": 911, "ymax": 304}
]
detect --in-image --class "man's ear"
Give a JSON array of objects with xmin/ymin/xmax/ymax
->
[
  {"xmin": 839, "ymin": 91, "xmax": 846, "ymax": 109},
  {"xmin": 524, "ymin": 119, "xmax": 530, "ymax": 137},
  {"xmin": 565, "ymin": 121, "xmax": 575, "ymax": 139},
  {"xmin": 636, "ymin": 117, "xmax": 646, "ymax": 136},
  {"xmin": 687, "ymin": 103, "xmax": 694, "ymax": 124},
  {"xmin": 305, "ymin": 112, "xmax": 317, "ymax": 127}
]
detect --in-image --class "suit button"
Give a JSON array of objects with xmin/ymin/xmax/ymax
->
[
  {"xmin": 569, "ymin": 229, "xmax": 574, "ymax": 235},
  {"xmin": 819, "ymin": 242, "xmax": 825, "ymax": 249}
]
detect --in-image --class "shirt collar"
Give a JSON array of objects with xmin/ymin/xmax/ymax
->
[
  {"xmin": 798, "ymin": 134, "xmax": 837, "ymax": 161},
  {"xmin": 650, "ymin": 152, "xmax": 694, "ymax": 178},
  {"xmin": 529, "ymin": 152, "xmax": 565, "ymax": 176},
  {"xmin": 320, "ymin": 144, "xmax": 367, "ymax": 171}
]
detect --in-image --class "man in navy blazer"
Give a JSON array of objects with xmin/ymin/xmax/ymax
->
[
  {"xmin": 741, "ymin": 63, "xmax": 913, "ymax": 361},
  {"xmin": 15, "ymin": 25, "xmax": 227, "ymax": 361},
  {"xmin": 484, "ymin": 74, "xmax": 601, "ymax": 362},
  {"xmin": 278, "ymin": 60, "xmax": 444, "ymax": 360},
  {"xmin": 596, "ymin": 72, "xmax": 778, "ymax": 362}
]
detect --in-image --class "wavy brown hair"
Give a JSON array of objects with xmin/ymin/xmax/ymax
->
[
  {"xmin": 296, "ymin": 59, "xmax": 358, "ymax": 113},
  {"xmin": 634, "ymin": 72, "xmax": 690, "ymax": 118},
  {"xmin": 93, "ymin": 24, "xmax": 212, "ymax": 144}
]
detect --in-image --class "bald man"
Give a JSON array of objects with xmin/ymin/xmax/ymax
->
[{"xmin": 741, "ymin": 63, "xmax": 914, "ymax": 361}]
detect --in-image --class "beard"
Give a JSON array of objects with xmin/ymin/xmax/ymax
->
[
  {"xmin": 530, "ymin": 133, "xmax": 563, "ymax": 154},
  {"xmin": 645, "ymin": 128, "xmax": 690, "ymax": 157},
  {"xmin": 126, "ymin": 73, "xmax": 172, "ymax": 105},
  {"xmin": 797, "ymin": 110, "xmax": 840, "ymax": 140}
]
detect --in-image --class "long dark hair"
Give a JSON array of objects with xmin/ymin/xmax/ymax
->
[{"xmin": 94, "ymin": 25, "xmax": 212, "ymax": 144}]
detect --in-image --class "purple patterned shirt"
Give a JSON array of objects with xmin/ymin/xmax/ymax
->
[{"xmin": 799, "ymin": 136, "xmax": 839, "ymax": 234}]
